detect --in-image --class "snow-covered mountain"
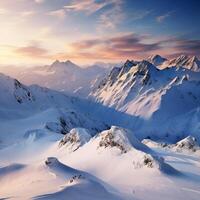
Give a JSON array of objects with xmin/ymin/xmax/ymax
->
[
  {"xmin": 91, "ymin": 56, "xmax": 200, "ymax": 141},
  {"xmin": 0, "ymin": 72, "xmax": 116, "ymax": 146},
  {"xmin": 0, "ymin": 60, "xmax": 107, "ymax": 97},
  {"xmin": 1, "ymin": 54, "xmax": 200, "ymax": 200},
  {"xmin": 165, "ymin": 55, "xmax": 200, "ymax": 71},
  {"xmin": 147, "ymin": 54, "xmax": 167, "ymax": 66},
  {"xmin": 0, "ymin": 72, "xmax": 147, "ymax": 147},
  {"xmin": 0, "ymin": 64, "xmax": 200, "ymax": 199},
  {"xmin": 152, "ymin": 54, "xmax": 200, "ymax": 71}
]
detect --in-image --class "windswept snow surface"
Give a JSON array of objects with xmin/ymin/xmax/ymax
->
[{"xmin": 1, "ymin": 126, "xmax": 200, "ymax": 200}]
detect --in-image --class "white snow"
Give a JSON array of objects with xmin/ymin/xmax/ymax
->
[
  {"xmin": 1, "ymin": 126, "xmax": 200, "ymax": 200},
  {"xmin": 0, "ymin": 55, "xmax": 200, "ymax": 200},
  {"xmin": 91, "ymin": 57, "xmax": 200, "ymax": 141}
]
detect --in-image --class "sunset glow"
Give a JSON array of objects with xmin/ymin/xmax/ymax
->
[
  {"xmin": 1, "ymin": 1, "xmax": 200, "ymax": 200},
  {"xmin": 0, "ymin": 0, "xmax": 199, "ymax": 65}
]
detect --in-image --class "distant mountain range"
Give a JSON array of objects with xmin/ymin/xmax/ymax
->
[{"xmin": 0, "ymin": 60, "xmax": 110, "ymax": 97}]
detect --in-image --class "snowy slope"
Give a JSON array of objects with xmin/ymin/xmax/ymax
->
[
  {"xmin": 36, "ymin": 157, "xmax": 122, "ymax": 200},
  {"xmin": 1, "ymin": 126, "xmax": 200, "ymax": 200},
  {"xmin": 0, "ymin": 73, "xmax": 112, "ymax": 146},
  {"xmin": 91, "ymin": 57, "xmax": 200, "ymax": 141},
  {"xmin": 0, "ymin": 157, "xmax": 122, "ymax": 200},
  {"xmin": 0, "ymin": 72, "xmax": 146, "ymax": 148}
]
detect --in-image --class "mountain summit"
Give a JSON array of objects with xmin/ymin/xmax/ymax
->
[
  {"xmin": 147, "ymin": 54, "xmax": 167, "ymax": 66},
  {"xmin": 6, "ymin": 60, "xmax": 107, "ymax": 97},
  {"xmin": 164, "ymin": 55, "xmax": 200, "ymax": 71}
]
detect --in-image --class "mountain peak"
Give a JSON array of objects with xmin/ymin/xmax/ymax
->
[
  {"xmin": 97, "ymin": 126, "xmax": 151, "ymax": 154},
  {"xmin": 59, "ymin": 128, "xmax": 91, "ymax": 151},
  {"xmin": 178, "ymin": 54, "xmax": 189, "ymax": 59},
  {"xmin": 175, "ymin": 54, "xmax": 189, "ymax": 62},
  {"xmin": 52, "ymin": 59, "xmax": 60, "ymax": 65},
  {"xmin": 117, "ymin": 60, "xmax": 137, "ymax": 77},
  {"xmin": 64, "ymin": 60, "xmax": 75, "ymax": 65},
  {"xmin": 124, "ymin": 59, "xmax": 135, "ymax": 67},
  {"xmin": 148, "ymin": 54, "xmax": 163, "ymax": 59},
  {"xmin": 147, "ymin": 54, "xmax": 167, "ymax": 66},
  {"xmin": 50, "ymin": 59, "xmax": 80, "ymax": 70},
  {"xmin": 51, "ymin": 59, "xmax": 76, "ymax": 66},
  {"xmin": 139, "ymin": 60, "xmax": 158, "ymax": 69},
  {"xmin": 168, "ymin": 55, "xmax": 200, "ymax": 71}
]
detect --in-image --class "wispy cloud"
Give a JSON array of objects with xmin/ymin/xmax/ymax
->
[
  {"xmin": 62, "ymin": 33, "xmax": 161, "ymax": 61},
  {"xmin": 64, "ymin": 0, "xmax": 109, "ymax": 15},
  {"xmin": 12, "ymin": 35, "xmax": 200, "ymax": 62},
  {"xmin": 21, "ymin": 11, "xmax": 36, "ymax": 17},
  {"xmin": 173, "ymin": 39, "xmax": 200, "ymax": 55},
  {"xmin": 98, "ymin": 0, "xmax": 123, "ymax": 30},
  {"xmin": 14, "ymin": 44, "xmax": 49, "ymax": 58},
  {"xmin": 131, "ymin": 10, "xmax": 152, "ymax": 21},
  {"xmin": 53, "ymin": 34, "xmax": 200, "ymax": 63},
  {"xmin": 47, "ymin": 9, "xmax": 66, "ymax": 19},
  {"xmin": 0, "ymin": 0, "xmax": 198, "ymax": 65},
  {"xmin": 45, "ymin": 0, "xmax": 121, "ymax": 22},
  {"xmin": 156, "ymin": 11, "xmax": 173, "ymax": 23}
]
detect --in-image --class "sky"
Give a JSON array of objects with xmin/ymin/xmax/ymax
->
[{"xmin": 0, "ymin": 0, "xmax": 200, "ymax": 66}]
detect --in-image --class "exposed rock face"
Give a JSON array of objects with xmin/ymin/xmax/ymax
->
[
  {"xmin": 68, "ymin": 174, "xmax": 85, "ymax": 185},
  {"xmin": 97, "ymin": 126, "xmax": 133, "ymax": 153},
  {"xmin": 118, "ymin": 60, "xmax": 138, "ymax": 77},
  {"xmin": 13, "ymin": 79, "xmax": 35, "ymax": 104},
  {"xmin": 143, "ymin": 155, "xmax": 155, "ymax": 168},
  {"xmin": 59, "ymin": 128, "xmax": 91, "ymax": 151},
  {"xmin": 99, "ymin": 131, "xmax": 128, "ymax": 153},
  {"xmin": 96, "ymin": 126, "xmax": 152, "ymax": 154},
  {"xmin": 45, "ymin": 157, "xmax": 58, "ymax": 166},
  {"xmin": 175, "ymin": 136, "xmax": 199, "ymax": 152}
]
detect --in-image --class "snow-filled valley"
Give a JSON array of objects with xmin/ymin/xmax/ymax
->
[{"xmin": 0, "ymin": 55, "xmax": 200, "ymax": 200}]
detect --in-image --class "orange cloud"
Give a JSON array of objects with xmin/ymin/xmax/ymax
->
[
  {"xmin": 66, "ymin": 33, "xmax": 161, "ymax": 60},
  {"xmin": 52, "ymin": 34, "xmax": 200, "ymax": 64},
  {"xmin": 14, "ymin": 45, "xmax": 49, "ymax": 58},
  {"xmin": 10, "ymin": 34, "xmax": 200, "ymax": 65},
  {"xmin": 64, "ymin": 0, "xmax": 115, "ymax": 15}
]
